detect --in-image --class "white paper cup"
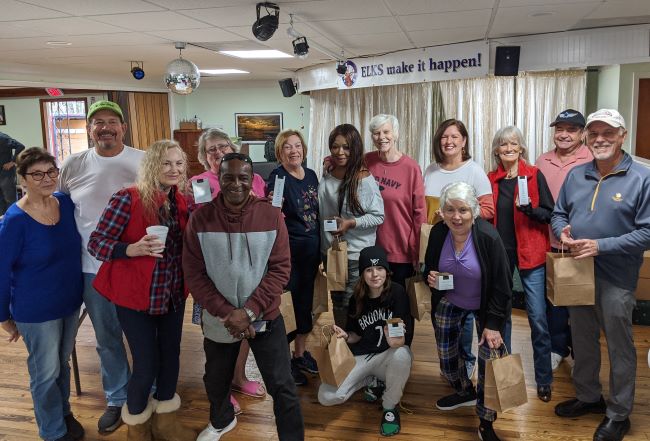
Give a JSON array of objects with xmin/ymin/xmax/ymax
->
[{"xmin": 146, "ymin": 225, "xmax": 168, "ymax": 253}]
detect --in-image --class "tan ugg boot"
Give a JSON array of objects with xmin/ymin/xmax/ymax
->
[
  {"xmin": 121, "ymin": 400, "xmax": 154, "ymax": 441},
  {"xmin": 152, "ymin": 393, "xmax": 197, "ymax": 441}
]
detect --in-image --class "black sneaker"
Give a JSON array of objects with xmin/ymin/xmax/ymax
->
[
  {"xmin": 380, "ymin": 407, "xmax": 400, "ymax": 436},
  {"xmin": 293, "ymin": 351, "xmax": 319, "ymax": 374},
  {"xmin": 435, "ymin": 389, "xmax": 477, "ymax": 411},
  {"xmin": 64, "ymin": 414, "xmax": 84, "ymax": 440},
  {"xmin": 555, "ymin": 396, "xmax": 606, "ymax": 418},
  {"xmin": 478, "ymin": 419, "xmax": 502, "ymax": 441},
  {"xmin": 364, "ymin": 377, "xmax": 386, "ymax": 403},
  {"xmin": 291, "ymin": 358, "xmax": 308, "ymax": 386},
  {"xmin": 97, "ymin": 405, "xmax": 122, "ymax": 433}
]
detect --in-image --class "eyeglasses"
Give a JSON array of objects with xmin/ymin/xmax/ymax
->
[
  {"xmin": 221, "ymin": 152, "xmax": 253, "ymax": 166},
  {"xmin": 206, "ymin": 144, "xmax": 232, "ymax": 155},
  {"xmin": 24, "ymin": 168, "xmax": 59, "ymax": 181}
]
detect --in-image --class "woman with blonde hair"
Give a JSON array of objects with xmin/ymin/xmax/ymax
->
[
  {"xmin": 88, "ymin": 140, "xmax": 195, "ymax": 440},
  {"xmin": 190, "ymin": 128, "xmax": 268, "ymax": 407},
  {"xmin": 267, "ymin": 129, "xmax": 320, "ymax": 386}
]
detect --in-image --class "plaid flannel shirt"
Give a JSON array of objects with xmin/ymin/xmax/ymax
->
[{"xmin": 89, "ymin": 188, "xmax": 184, "ymax": 315}]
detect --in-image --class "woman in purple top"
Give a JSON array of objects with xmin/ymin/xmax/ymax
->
[{"xmin": 423, "ymin": 182, "xmax": 512, "ymax": 441}]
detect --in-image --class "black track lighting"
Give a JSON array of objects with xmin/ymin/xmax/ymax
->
[
  {"xmin": 252, "ymin": 2, "xmax": 280, "ymax": 41},
  {"xmin": 292, "ymin": 36, "xmax": 309, "ymax": 58}
]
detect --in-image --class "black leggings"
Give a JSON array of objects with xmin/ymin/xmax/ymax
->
[{"xmin": 287, "ymin": 237, "xmax": 320, "ymax": 339}]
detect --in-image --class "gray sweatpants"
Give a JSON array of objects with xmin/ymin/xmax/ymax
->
[
  {"xmin": 318, "ymin": 346, "xmax": 412, "ymax": 410},
  {"xmin": 569, "ymin": 277, "xmax": 636, "ymax": 421}
]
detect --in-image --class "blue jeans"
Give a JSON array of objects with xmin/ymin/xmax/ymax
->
[
  {"xmin": 518, "ymin": 265, "xmax": 553, "ymax": 386},
  {"xmin": 83, "ymin": 273, "xmax": 130, "ymax": 407},
  {"xmin": 16, "ymin": 310, "xmax": 79, "ymax": 440},
  {"xmin": 460, "ymin": 314, "xmax": 476, "ymax": 368},
  {"xmin": 0, "ymin": 174, "xmax": 17, "ymax": 216}
]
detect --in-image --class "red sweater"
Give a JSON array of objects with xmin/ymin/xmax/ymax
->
[
  {"xmin": 366, "ymin": 151, "xmax": 426, "ymax": 264},
  {"xmin": 488, "ymin": 160, "xmax": 549, "ymax": 270},
  {"xmin": 93, "ymin": 187, "xmax": 189, "ymax": 310}
]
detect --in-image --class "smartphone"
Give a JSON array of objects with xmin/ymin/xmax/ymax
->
[
  {"xmin": 324, "ymin": 219, "xmax": 338, "ymax": 232},
  {"xmin": 192, "ymin": 178, "xmax": 212, "ymax": 204}
]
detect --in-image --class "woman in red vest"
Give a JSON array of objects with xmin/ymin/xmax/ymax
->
[
  {"xmin": 487, "ymin": 126, "xmax": 554, "ymax": 404},
  {"xmin": 88, "ymin": 140, "xmax": 195, "ymax": 441}
]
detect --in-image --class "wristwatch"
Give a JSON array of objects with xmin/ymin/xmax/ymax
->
[{"xmin": 243, "ymin": 307, "xmax": 256, "ymax": 322}]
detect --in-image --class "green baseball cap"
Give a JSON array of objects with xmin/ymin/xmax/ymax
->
[{"xmin": 87, "ymin": 100, "xmax": 124, "ymax": 122}]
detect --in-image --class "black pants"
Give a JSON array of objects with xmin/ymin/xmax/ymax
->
[
  {"xmin": 203, "ymin": 316, "xmax": 304, "ymax": 440},
  {"xmin": 287, "ymin": 237, "xmax": 320, "ymax": 340},
  {"xmin": 116, "ymin": 304, "xmax": 185, "ymax": 414},
  {"xmin": 389, "ymin": 262, "xmax": 415, "ymax": 346}
]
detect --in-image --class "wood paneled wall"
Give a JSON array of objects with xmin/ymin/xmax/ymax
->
[{"xmin": 108, "ymin": 91, "xmax": 171, "ymax": 150}]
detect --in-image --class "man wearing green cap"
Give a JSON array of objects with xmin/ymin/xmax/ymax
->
[{"xmin": 59, "ymin": 100, "xmax": 144, "ymax": 433}]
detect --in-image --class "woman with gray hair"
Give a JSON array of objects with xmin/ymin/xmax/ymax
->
[
  {"xmin": 487, "ymin": 125, "xmax": 554, "ymax": 403},
  {"xmin": 189, "ymin": 128, "xmax": 268, "ymax": 411},
  {"xmin": 366, "ymin": 114, "xmax": 426, "ymax": 291},
  {"xmin": 191, "ymin": 128, "xmax": 266, "ymax": 199},
  {"xmin": 423, "ymin": 181, "xmax": 512, "ymax": 441}
]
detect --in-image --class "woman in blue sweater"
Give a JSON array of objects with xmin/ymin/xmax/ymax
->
[{"xmin": 0, "ymin": 147, "xmax": 83, "ymax": 441}]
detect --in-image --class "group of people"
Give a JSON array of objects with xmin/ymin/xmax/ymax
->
[{"xmin": 0, "ymin": 99, "xmax": 647, "ymax": 441}]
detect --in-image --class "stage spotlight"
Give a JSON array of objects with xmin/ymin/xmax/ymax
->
[
  {"xmin": 252, "ymin": 2, "xmax": 279, "ymax": 41},
  {"xmin": 131, "ymin": 66, "xmax": 145, "ymax": 80},
  {"xmin": 336, "ymin": 60, "xmax": 347, "ymax": 75},
  {"xmin": 292, "ymin": 36, "xmax": 309, "ymax": 59}
]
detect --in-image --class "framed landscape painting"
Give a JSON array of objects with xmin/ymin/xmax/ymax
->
[{"xmin": 235, "ymin": 113, "xmax": 283, "ymax": 143}]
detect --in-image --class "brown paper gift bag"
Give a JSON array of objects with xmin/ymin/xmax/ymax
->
[
  {"xmin": 313, "ymin": 265, "xmax": 329, "ymax": 317},
  {"xmin": 326, "ymin": 238, "xmax": 348, "ymax": 291},
  {"xmin": 406, "ymin": 275, "xmax": 431, "ymax": 321},
  {"xmin": 484, "ymin": 348, "xmax": 528, "ymax": 413},
  {"xmin": 280, "ymin": 291, "xmax": 297, "ymax": 334},
  {"xmin": 418, "ymin": 223, "xmax": 433, "ymax": 263},
  {"xmin": 546, "ymin": 251, "xmax": 595, "ymax": 306},
  {"xmin": 312, "ymin": 325, "xmax": 355, "ymax": 387}
]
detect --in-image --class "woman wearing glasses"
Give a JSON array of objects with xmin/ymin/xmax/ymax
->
[
  {"xmin": 0, "ymin": 147, "xmax": 84, "ymax": 441},
  {"xmin": 189, "ymin": 128, "xmax": 268, "ymax": 408}
]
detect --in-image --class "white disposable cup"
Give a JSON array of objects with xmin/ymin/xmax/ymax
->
[{"xmin": 146, "ymin": 225, "xmax": 168, "ymax": 253}]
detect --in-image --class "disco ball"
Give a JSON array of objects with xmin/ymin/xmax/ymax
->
[{"xmin": 164, "ymin": 57, "xmax": 200, "ymax": 95}]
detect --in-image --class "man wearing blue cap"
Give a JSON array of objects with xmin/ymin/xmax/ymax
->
[{"xmin": 59, "ymin": 100, "xmax": 144, "ymax": 433}]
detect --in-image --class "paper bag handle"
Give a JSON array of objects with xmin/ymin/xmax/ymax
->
[{"xmin": 489, "ymin": 344, "xmax": 509, "ymax": 360}]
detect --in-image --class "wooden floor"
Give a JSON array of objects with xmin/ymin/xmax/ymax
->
[{"xmin": 1, "ymin": 305, "xmax": 649, "ymax": 441}]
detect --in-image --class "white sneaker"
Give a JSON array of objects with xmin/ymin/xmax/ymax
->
[
  {"xmin": 197, "ymin": 417, "xmax": 237, "ymax": 441},
  {"xmin": 551, "ymin": 352, "xmax": 563, "ymax": 371}
]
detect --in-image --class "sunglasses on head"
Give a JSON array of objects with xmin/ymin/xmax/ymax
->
[{"xmin": 221, "ymin": 152, "xmax": 253, "ymax": 167}]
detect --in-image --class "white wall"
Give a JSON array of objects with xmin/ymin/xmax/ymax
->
[{"xmin": 172, "ymin": 80, "xmax": 309, "ymax": 162}]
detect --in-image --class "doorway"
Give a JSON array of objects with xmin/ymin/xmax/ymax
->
[
  {"xmin": 635, "ymin": 78, "xmax": 650, "ymax": 159},
  {"xmin": 40, "ymin": 98, "xmax": 89, "ymax": 164}
]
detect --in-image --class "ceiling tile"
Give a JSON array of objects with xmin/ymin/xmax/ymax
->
[
  {"xmin": 385, "ymin": 0, "xmax": 495, "ymax": 15},
  {"xmin": 147, "ymin": 0, "xmax": 259, "ymax": 9},
  {"xmin": 0, "ymin": 22, "xmax": 56, "ymax": 38},
  {"xmin": 0, "ymin": 0, "xmax": 69, "ymax": 21},
  {"xmin": 337, "ymin": 32, "xmax": 413, "ymax": 54},
  {"xmin": 147, "ymin": 28, "xmax": 247, "ymax": 42},
  {"xmin": 586, "ymin": 0, "xmax": 650, "ymax": 19},
  {"xmin": 179, "ymin": 5, "xmax": 265, "ymax": 28},
  {"xmin": 409, "ymin": 27, "xmax": 486, "ymax": 47},
  {"xmin": 491, "ymin": 3, "xmax": 591, "ymax": 36},
  {"xmin": 399, "ymin": 9, "xmax": 492, "ymax": 31},
  {"xmin": 89, "ymin": 11, "xmax": 211, "ymax": 32},
  {"xmin": 282, "ymin": 0, "xmax": 392, "ymax": 21},
  {"xmin": 18, "ymin": 0, "xmax": 165, "ymax": 16},
  {"xmin": 309, "ymin": 17, "xmax": 402, "ymax": 36},
  {"xmin": 500, "ymin": 0, "xmax": 601, "ymax": 6},
  {"xmin": 7, "ymin": 17, "xmax": 129, "ymax": 35}
]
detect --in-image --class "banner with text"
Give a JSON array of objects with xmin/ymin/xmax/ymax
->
[{"xmin": 337, "ymin": 41, "xmax": 489, "ymax": 90}]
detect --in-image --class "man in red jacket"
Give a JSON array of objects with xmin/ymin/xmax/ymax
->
[{"xmin": 183, "ymin": 153, "xmax": 304, "ymax": 441}]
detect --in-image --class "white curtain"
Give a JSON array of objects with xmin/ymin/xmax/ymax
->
[
  {"xmin": 438, "ymin": 76, "xmax": 516, "ymax": 171},
  {"xmin": 515, "ymin": 70, "xmax": 587, "ymax": 162},
  {"xmin": 308, "ymin": 83, "xmax": 436, "ymax": 176}
]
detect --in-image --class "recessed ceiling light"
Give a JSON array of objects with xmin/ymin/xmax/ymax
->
[
  {"xmin": 219, "ymin": 50, "xmax": 292, "ymax": 59},
  {"xmin": 529, "ymin": 11, "xmax": 555, "ymax": 18},
  {"xmin": 46, "ymin": 41, "xmax": 71, "ymax": 46},
  {"xmin": 199, "ymin": 69, "xmax": 250, "ymax": 75}
]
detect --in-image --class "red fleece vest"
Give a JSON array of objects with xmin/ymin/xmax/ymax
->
[
  {"xmin": 93, "ymin": 187, "xmax": 189, "ymax": 311},
  {"xmin": 488, "ymin": 160, "xmax": 549, "ymax": 270}
]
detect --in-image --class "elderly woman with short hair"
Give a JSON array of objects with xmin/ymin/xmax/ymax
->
[
  {"xmin": 424, "ymin": 181, "xmax": 511, "ymax": 441},
  {"xmin": 366, "ymin": 114, "xmax": 426, "ymax": 290},
  {"xmin": 487, "ymin": 126, "xmax": 554, "ymax": 403},
  {"xmin": 192, "ymin": 128, "xmax": 266, "ymax": 198},
  {"xmin": 189, "ymin": 128, "xmax": 268, "ymax": 410},
  {"xmin": 266, "ymin": 129, "xmax": 320, "ymax": 386}
]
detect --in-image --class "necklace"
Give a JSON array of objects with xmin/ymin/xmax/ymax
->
[{"xmin": 22, "ymin": 197, "xmax": 59, "ymax": 225}]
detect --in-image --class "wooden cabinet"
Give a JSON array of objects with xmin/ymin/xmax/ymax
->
[{"xmin": 173, "ymin": 129, "xmax": 204, "ymax": 178}]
